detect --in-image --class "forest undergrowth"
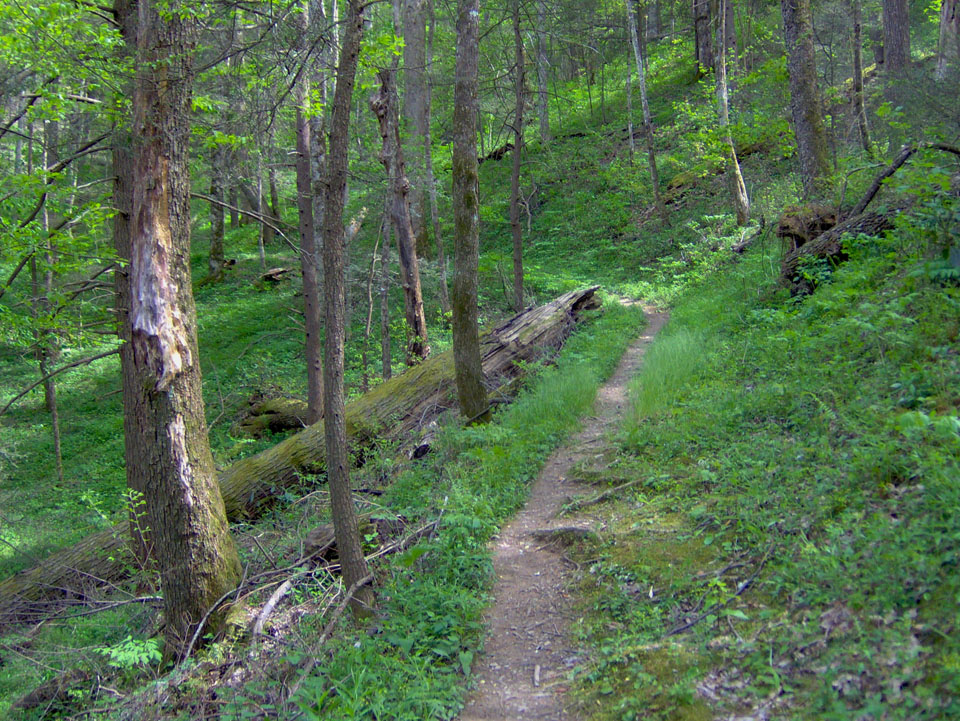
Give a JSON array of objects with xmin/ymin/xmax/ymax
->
[{"xmin": 2, "ymin": 18, "xmax": 959, "ymax": 719}]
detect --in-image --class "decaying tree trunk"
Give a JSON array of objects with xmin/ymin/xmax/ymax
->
[
  {"xmin": 0, "ymin": 288, "xmax": 601, "ymax": 628},
  {"xmin": 371, "ymin": 64, "xmax": 430, "ymax": 364}
]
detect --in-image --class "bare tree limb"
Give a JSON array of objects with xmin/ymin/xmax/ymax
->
[{"xmin": 0, "ymin": 348, "xmax": 119, "ymax": 416}]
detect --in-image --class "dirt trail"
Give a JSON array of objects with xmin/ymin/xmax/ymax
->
[{"xmin": 459, "ymin": 307, "xmax": 669, "ymax": 721}]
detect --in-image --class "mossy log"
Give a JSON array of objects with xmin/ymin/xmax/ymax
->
[
  {"xmin": 780, "ymin": 211, "xmax": 894, "ymax": 294},
  {"xmin": 0, "ymin": 288, "xmax": 601, "ymax": 628},
  {"xmin": 232, "ymin": 396, "xmax": 312, "ymax": 437}
]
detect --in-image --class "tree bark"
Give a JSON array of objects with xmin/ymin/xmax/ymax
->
[
  {"xmin": 716, "ymin": 0, "xmax": 750, "ymax": 225},
  {"xmin": 510, "ymin": 0, "xmax": 525, "ymax": 312},
  {"xmin": 295, "ymin": 0, "xmax": 324, "ymax": 425},
  {"xmin": 627, "ymin": 0, "xmax": 668, "ymax": 223},
  {"xmin": 781, "ymin": 0, "xmax": 830, "ymax": 196},
  {"xmin": 322, "ymin": 0, "xmax": 374, "ymax": 616},
  {"xmin": 425, "ymin": 0, "xmax": 451, "ymax": 315},
  {"xmin": 850, "ymin": 0, "xmax": 872, "ymax": 152},
  {"xmin": 694, "ymin": 0, "xmax": 714, "ymax": 75},
  {"xmin": 0, "ymin": 289, "xmax": 601, "ymax": 627},
  {"xmin": 403, "ymin": 0, "xmax": 431, "ymax": 257},
  {"xmin": 937, "ymin": 0, "xmax": 960, "ymax": 80},
  {"xmin": 452, "ymin": 0, "xmax": 489, "ymax": 422},
  {"xmin": 882, "ymin": 0, "xmax": 910, "ymax": 71},
  {"xmin": 371, "ymin": 66, "xmax": 430, "ymax": 364},
  {"xmin": 207, "ymin": 145, "xmax": 227, "ymax": 281},
  {"xmin": 536, "ymin": 0, "xmax": 550, "ymax": 145},
  {"xmin": 380, "ymin": 195, "xmax": 393, "ymax": 380},
  {"xmin": 128, "ymin": 0, "xmax": 241, "ymax": 657}
]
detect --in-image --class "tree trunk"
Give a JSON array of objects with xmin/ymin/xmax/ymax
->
[
  {"xmin": 128, "ymin": 0, "xmax": 241, "ymax": 658},
  {"xmin": 371, "ymin": 66, "xmax": 431, "ymax": 364},
  {"xmin": 627, "ymin": 0, "xmax": 668, "ymax": 223},
  {"xmin": 425, "ymin": 0, "xmax": 451, "ymax": 315},
  {"xmin": 536, "ymin": 0, "xmax": 550, "ymax": 145},
  {"xmin": 694, "ymin": 0, "xmax": 714, "ymax": 75},
  {"xmin": 850, "ymin": 0, "xmax": 872, "ymax": 152},
  {"xmin": 937, "ymin": 0, "xmax": 960, "ymax": 80},
  {"xmin": 626, "ymin": 59, "xmax": 635, "ymax": 163},
  {"xmin": 452, "ymin": 0, "xmax": 489, "ymax": 422},
  {"xmin": 716, "ymin": 0, "xmax": 750, "ymax": 225},
  {"xmin": 380, "ymin": 195, "xmax": 393, "ymax": 380},
  {"xmin": 295, "ymin": 0, "xmax": 324, "ymax": 425},
  {"xmin": 882, "ymin": 0, "xmax": 910, "ymax": 71},
  {"xmin": 510, "ymin": 0, "xmax": 525, "ymax": 312},
  {"xmin": 322, "ymin": 0, "xmax": 374, "ymax": 616},
  {"xmin": 207, "ymin": 145, "xmax": 227, "ymax": 281},
  {"xmin": 781, "ymin": 0, "xmax": 830, "ymax": 196},
  {"xmin": 0, "ymin": 289, "xmax": 602, "ymax": 628},
  {"xmin": 403, "ymin": 0, "xmax": 431, "ymax": 257}
]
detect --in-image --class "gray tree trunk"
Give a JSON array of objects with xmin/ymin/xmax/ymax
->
[
  {"xmin": 937, "ymin": 0, "xmax": 960, "ymax": 80},
  {"xmin": 781, "ymin": 0, "xmax": 830, "ymax": 196},
  {"xmin": 627, "ymin": 0, "xmax": 668, "ymax": 222},
  {"xmin": 425, "ymin": 0, "xmax": 451, "ymax": 314},
  {"xmin": 510, "ymin": 0, "xmax": 525, "ymax": 312},
  {"xmin": 452, "ymin": 0, "xmax": 489, "ymax": 422},
  {"xmin": 717, "ymin": 0, "xmax": 750, "ymax": 225},
  {"xmin": 536, "ymin": 0, "xmax": 550, "ymax": 145},
  {"xmin": 882, "ymin": 0, "xmax": 910, "ymax": 71},
  {"xmin": 403, "ymin": 0, "xmax": 430, "ymax": 257},
  {"xmin": 851, "ymin": 0, "xmax": 872, "ymax": 152}
]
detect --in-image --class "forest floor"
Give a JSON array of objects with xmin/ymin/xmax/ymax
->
[{"xmin": 460, "ymin": 306, "xmax": 669, "ymax": 720}]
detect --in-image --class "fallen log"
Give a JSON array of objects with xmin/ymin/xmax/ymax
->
[
  {"xmin": 232, "ymin": 396, "xmax": 312, "ymax": 437},
  {"xmin": 0, "ymin": 288, "xmax": 601, "ymax": 629}
]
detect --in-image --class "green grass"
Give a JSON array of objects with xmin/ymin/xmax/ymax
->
[{"xmin": 570, "ymin": 199, "xmax": 960, "ymax": 720}]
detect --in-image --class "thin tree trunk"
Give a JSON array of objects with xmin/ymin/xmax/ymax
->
[
  {"xmin": 208, "ymin": 146, "xmax": 226, "ymax": 281},
  {"xmin": 322, "ymin": 0, "xmax": 374, "ymax": 617},
  {"xmin": 627, "ymin": 0, "xmax": 668, "ymax": 223},
  {"xmin": 717, "ymin": 0, "xmax": 750, "ymax": 225},
  {"xmin": 361, "ymin": 231, "xmax": 380, "ymax": 393},
  {"xmin": 371, "ymin": 65, "xmax": 430, "ymax": 364},
  {"xmin": 536, "ymin": 0, "xmax": 550, "ymax": 145},
  {"xmin": 425, "ymin": 0, "xmax": 450, "ymax": 315},
  {"xmin": 296, "ymin": 0, "xmax": 324, "ymax": 424},
  {"xmin": 403, "ymin": 0, "xmax": 430, "ymax": 257},
  {"xmin": 781, "ymin": 0, "xmax": 830, "ymax": 196},
  {"xmin": 380, "ymin": 195, "xmax": 392, "ymax": 380},
  {"xmin": 851, "ymin": 0, "xmax": 872, "ymax": 152},
  {"xmin": 626, "ymin": 59, "xmax": 635, "ymax": 163},
  {"xmin": 510, "ymin": 0, "xmax": 525, "ymax": 312},
  {"xmin": 129, "ymin": 0, "xmax": 241, "ymax": 657},
  {"xmin": 452, "ymin": 0, "xmax": 489, "ymax": 423}
]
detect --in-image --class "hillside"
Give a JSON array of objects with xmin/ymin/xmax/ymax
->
[{"xmin": 1, "ymin": 2, "xmax": 959, "ymax": 719}]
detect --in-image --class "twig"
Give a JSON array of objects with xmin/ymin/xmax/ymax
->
[
  {"xmin": 252, "ymin": 578, "xmax": 294, "ymax": 637},
  {"xmin": 562, "ymin": 477, "xmax": 646, "ymax": 513},
  {"xmin": 0, "ymin": 346, "xmax": 119, "ymax": 416}
]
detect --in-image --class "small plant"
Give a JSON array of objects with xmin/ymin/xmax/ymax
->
[{"xmin": 96, "ymin": 635, "xmax": 162, "ymax": 675}]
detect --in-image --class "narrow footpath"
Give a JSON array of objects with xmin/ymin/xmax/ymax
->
[{"xmin": 460, "ymin": 307, "xmax": 669, "ymax": 721}]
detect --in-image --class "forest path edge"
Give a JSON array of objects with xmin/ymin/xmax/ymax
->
[{"xmin": 459, "ymin": 305, "xmax": 669, "ymax": 721}]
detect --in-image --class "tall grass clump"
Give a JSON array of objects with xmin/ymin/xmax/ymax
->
[{"xmin": 628, "ymin": 327, "xmax": 705, "ymax": 420}]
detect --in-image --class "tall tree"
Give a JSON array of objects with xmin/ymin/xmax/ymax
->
[
  {"xmin": 322, "ymin": 0, "xmax": 374, "ymax": 615},
  {"xmin": 627, "ymin": 0, "xmax": 668, "ymax": 222},
  {"xmin": 403, "ymin": 0, "xmax": 430, "ymax": 255},
  {"xmin": 510, "ymin": 0, "xmax": 525, "ymax": 311},
  {"xmin": 781, "ymin": 0, "xmax": 830, "ymax": 195},
  {"xmin": 371, "ymin": 64, "xmax": 430, "ymax": 363},
  {"xmin": 295, "ymin": 0, "xmax": 324, "ymax": 424},
  {"xmin": 536, "ymin": 0, "xmax": 550, "ymax": 145},
  {"xmin": 937, "ymin": 0, "xmax": 960, "ymax": 80},
  {"xmin": 693, "ymin": 0, "xmax": 714, "ymax": 76},
  {"xmin": 451, "ymin": 0, "xmax": 489, "ymax": 422},
  {"xmin": 882, "ymin": 0, "xmax": 910, "ymax": 71},
  {"xmin": 125, "ymin": 0, "xmax": 242, "ymax": 656},
  {"xmin": 424, "ymin": 0, "xmax": 451, "ymax": 314},
  {"xmin": 850, "ymin": 0, "xmax": 872, "ymax": 152},
  {"xmin": 716, "ymin": 0, "xmax": 749, "ymax": 225}
]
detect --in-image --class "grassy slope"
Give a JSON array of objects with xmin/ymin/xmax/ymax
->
[{"xmin": 571, "ymin": 211, "xmax": 960, "ymax": 719}]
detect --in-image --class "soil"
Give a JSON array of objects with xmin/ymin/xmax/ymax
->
[{"xmin": 459, "ymin": 307, "xmax": 669, "ymax": 721}]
